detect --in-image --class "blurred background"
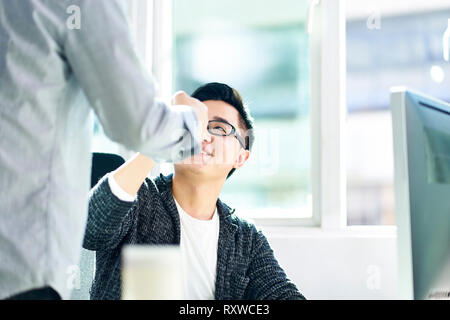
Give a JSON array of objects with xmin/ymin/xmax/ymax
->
[
  {"xmin": 345, "ymin": 0, "xmax": 450, "ymax": 225},
  {"xmin": 93, "ymin": 0, "xmax": 450, "ymax": 225},
  {"xmin": 172, "ymin": 0, "xmax": 312, "ymax": 219}
]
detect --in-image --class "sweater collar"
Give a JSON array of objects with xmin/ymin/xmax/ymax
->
[{"xmin": 154, "ymin": 174, "xmax": 238, "ymax": 232}]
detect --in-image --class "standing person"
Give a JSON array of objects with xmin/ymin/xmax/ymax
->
[{"xmin": 0, "ymin": 0, "xmax": 208, "ymax": 300}]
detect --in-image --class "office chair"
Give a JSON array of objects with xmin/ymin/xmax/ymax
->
[{"xmin": 70, "ymin": 152, "xmax": 125, "ymax": 300}]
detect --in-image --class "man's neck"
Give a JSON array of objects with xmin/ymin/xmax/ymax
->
[{"xmin": 171, "ymin": 172, "xmax": 224, "ymax": 221}]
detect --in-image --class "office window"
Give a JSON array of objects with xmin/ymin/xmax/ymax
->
[
  {"xmin": 173, "ymin": 0, "xmax": 312, "ymax": 219},
  {"xmin": 345, "ymin": 1, "xmax": 450, "ymax": 225}
]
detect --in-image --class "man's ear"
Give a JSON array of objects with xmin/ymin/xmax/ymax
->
[{"xmin": 233, "ymin": 149, "xmax": 250, "ymax": 170}]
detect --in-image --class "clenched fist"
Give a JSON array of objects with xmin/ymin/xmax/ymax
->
[{"xmin": 171, "ymin": 91, "xmax": 209, "ymax": 145}]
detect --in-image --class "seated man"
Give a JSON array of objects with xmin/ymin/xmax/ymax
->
[{"xmin": 84, "ymin": 82, "xmax": 305, "ymax": 300}]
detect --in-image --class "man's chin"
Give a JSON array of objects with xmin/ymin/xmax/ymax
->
[
  {"xmin": 182, "ymin": 153, "xmax": 214, "ymax": 166},
  {"xmin": 174, "ymin": 160, "xmax": 231, "ymax": 181},
  {"xmin": 174, "ymin": 161, "xmax": 212, "ymax": 178}
]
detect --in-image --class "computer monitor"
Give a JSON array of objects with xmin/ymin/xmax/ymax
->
[{"xmin": 391, "ymin": 87, "xmax": 450, "ymax": 300}]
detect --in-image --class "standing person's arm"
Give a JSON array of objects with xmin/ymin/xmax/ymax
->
[
  {"xmin": 83, "ymin": 89, "xmax": 198, "ymax": 250},
  {"xmin": 62, "ymin": 0, "xmax": 206, "ymax": 162}
]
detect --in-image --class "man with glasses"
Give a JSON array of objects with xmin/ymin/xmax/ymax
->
[{"xmin": 84, "ymin": 82, "xmax": 305, "ymax": 300}]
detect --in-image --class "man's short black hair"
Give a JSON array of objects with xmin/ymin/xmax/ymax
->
[{"xmin": 191, "ymin": 82, "xmax": 255, "ymax": 179}]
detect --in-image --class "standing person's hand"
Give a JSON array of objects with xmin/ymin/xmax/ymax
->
[{"xmin": 171, "ymin": 91, "xmax": 209, "ymax": 144}]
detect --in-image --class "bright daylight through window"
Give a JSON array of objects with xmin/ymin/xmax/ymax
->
[
  {"xmin": 345, "ymin": 0, "xmax": 450, "ymax": 225},
  {"xmin": 172, "ymin": 0, "xmax": 312, "ymax": 220}
]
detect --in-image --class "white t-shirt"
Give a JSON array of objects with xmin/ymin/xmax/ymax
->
[
  {"xmin": 173, "ymin": 196, "xmax": 220, "ymax": 300},
  {"xmin": 107, "ymin": 175, "xmax": 220, "ymax": 300}
]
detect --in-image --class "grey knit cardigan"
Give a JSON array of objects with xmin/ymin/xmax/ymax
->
[{"xmin": 83, "ymin": 173, "xmax": 305, "ymax": 300}]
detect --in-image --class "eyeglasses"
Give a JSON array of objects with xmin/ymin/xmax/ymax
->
[{"xmin": 207, "ymin": 120, "xmax": 246, "ymax": 149}]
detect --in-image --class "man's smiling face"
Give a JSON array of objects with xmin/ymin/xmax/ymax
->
[{"xmin": 174, "ymin": 100, "xmax": 250, "ymax": 181}]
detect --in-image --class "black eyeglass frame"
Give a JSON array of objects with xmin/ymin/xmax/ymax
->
[{"xmin": 207, "ymin": 119, "xmax": 246, "ymax": 149}]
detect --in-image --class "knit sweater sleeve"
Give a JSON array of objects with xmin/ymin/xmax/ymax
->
[
  {"xmin": 83, "ymin": 173, "xmax": 136, "ymax": 251},
  {"xmin": 246, "ymin": 228, "xmax": 306, "ymax": 300}
]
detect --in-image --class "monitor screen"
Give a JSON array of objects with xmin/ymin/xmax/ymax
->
[{"xmin": 391, "ymin": 87, "xmax": 450, "ymax": 299}]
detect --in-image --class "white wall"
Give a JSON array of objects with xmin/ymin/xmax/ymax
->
[
  {"xmin": 71, "ymin": 227, "xmax": 399, "ymax": 300},
  {"xmin": 264, "ymin": 227, "xmax": 398, "ymax": 299}
]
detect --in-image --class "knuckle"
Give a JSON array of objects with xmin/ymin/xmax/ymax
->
[{"xmin": 174, "ymin": 91, "xmax": 186, "ymax": 99}]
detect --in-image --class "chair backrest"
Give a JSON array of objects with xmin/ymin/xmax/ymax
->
[
  {"xmin": 70, "ymin": 152, "xmax": 125, "ymax": 300},
  {"xmin": 91, "ymin": 152, "xmax": 126, "ymax": 188}
]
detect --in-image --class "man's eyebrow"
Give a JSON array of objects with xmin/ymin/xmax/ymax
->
[{"xmin": 212, "ymin": 116, "xmax": 232, "ymax": 124}]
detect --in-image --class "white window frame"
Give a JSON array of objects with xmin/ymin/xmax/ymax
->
[
  {"xmin": 128, "ymin": 0, "xmax": 397, "ymax": 234},
  {"xmin": 309, "ymin": 0, "xmax": 347, "ymax": 230}
]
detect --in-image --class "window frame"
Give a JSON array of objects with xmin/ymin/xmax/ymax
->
[
  {"xmin": 129, "ymin": 0, "xmax": 397, "ymax": 233},
  {"xmin": 309, "ymin": 0, "xmax": 348, "ymax": 229},
  {"xmin": 143, "ymin": 0, "xmax": 340, "ymax": 227}
]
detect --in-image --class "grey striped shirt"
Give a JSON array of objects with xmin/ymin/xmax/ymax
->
[{"xmin": 0, "ymin": 0, "xmax": 199, "ymax": 299}]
